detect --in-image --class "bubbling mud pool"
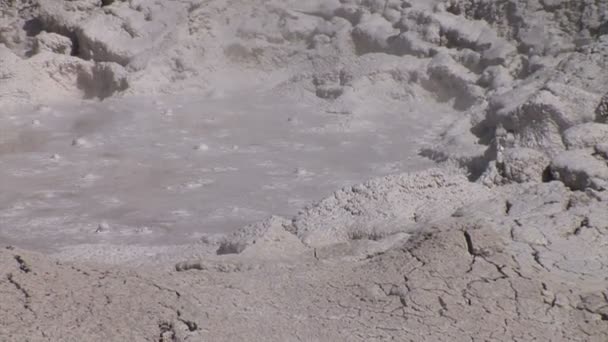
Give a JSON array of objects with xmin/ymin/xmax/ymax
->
[{"xmin": 0, "ymin": 90, "xmax": 456, "ymax": 251}]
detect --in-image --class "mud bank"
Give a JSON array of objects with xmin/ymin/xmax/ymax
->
[{"xmin": 1, "ymin": 0, "xmax": 607, "ymax": 340}]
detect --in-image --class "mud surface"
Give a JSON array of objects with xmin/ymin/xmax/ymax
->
[{"xmin": 1, "ymin": 0, "xmax": 607, "ymax": 340}]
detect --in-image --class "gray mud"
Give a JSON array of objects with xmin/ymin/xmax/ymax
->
[{"xmin": 1, "ymin": 0, "xmax": 607, "ymax": 340}]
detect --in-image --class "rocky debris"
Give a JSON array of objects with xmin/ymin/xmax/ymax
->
[
  {"xmin": 0, "ymin": 44, "xmax": 89, "ymax": 107},
  {"xmin": 0, "ymin": 0, "xmax": 193, "ymax": 105},
  {"xmin": 0, "ymin": 0, "xmax": 40, "ymax": 57},
  {"xmin": 425, "ymin": 52, "xmax": 484, "ymax": 109},
  {"xmin": 216, "ymin": 215, "xmax": 308, "ymax": 258},
  {"xmin": 477, "ymin": 65, "xmax": 513, "ymax": 91},
  {"xmin": 352, "ymin": 13, "xmax": 397, "ymax": 54},
  {"xmin": 312, "ymin": 72, "xmax": 346, "ymax": 99},
  {"xmin": 550, "ymin": 149, "xmax": 608, "ymax": 191},
  {"xmin": 499, "ymin": 147, "xmax": 550, "ymax": 183},
  {"xmin": 0, "ymin": 0, "xmax": 603, "ymax": 128},
  {"xmin": 34, "ymin": 31, "xmax": 72, "ymax": 55},
  {"xmin": 563, "ymin": 122, "xmax": 608, "ymax": 150},
  {"xmin": 487, "ymin": 82, "xmax": 601, "ymax": 156},
  {"xmin": 37, "ymin": 0, "xmax": 183, "ymax": 66},
  {"xmin": 424, "ymin": 0, "xmax": 608, "ymax": 186},
  {"xmin": 445, "ymin": 0, "xmax": 608, "ymax": 54},
  {"xmin": 78, "ymin": 61, "xmax": 129, "ymax": 99},
  {"xmin": 292, "ymin": 169, "xmax": 493, "ymax": 247},
  {"xmin": 595, "ymin": 143, "xmax": 608, "ymax": 159},
  {"xmin": 0, "ymin": 0, "xmax": 605, "ymax": 114},
  {"xmin": 419, "ymin": 114, "xmax": 489, "ymax": 178},
  {"xmin": 389, "ymin": 30, "xmax": 435, "ymax": 57},
  {"xmin": 71, "ymin": 137, "xmax": 91, "ymax": 148},
  {"xmin": 95, "ymin": 222, "xmax": 110, "ymax": 233},
  {"xmin": 597, "ymin": 92, "xmax": 608, "ymax": 122},
  {"xmin": 175, "ymin": 258, "xmax": 258, "ymax": 273}
]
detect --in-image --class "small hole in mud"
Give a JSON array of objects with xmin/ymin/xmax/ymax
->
[
  {"xmin": 541, "ymin": 166, "xmax": 553, "ymax": 182},
  {"xmin": 70, "ymin": 37, "xmax": 80, "ymax": 57},
  {"xmin": 23, "ymin": 18, "xmax": 43, "ymax": 37}
]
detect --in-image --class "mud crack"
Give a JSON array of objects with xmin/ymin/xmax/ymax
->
[
  {"xmin": 7, "ymin": 273, "xmax": 33, "ymax": 313},
  {"xmin": 158, "ymin": 321, "xmax": 177, "ymax": 342},
  {"xmin": 14, "ymin": 255, "xmax": 31, "ymax": 273},
  {"xmin": 177, "ymin": 309, "xmax": 198, "ymax": 332}
]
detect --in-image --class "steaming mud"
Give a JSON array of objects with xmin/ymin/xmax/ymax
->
[{"xmin": 0, "ymin": 90, "xmax": 456, "ymax": 251}]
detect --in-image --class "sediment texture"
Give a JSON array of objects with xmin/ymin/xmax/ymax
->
[{"xmin": 1, "ymin": 0, "xmax": 608, "ymax": 340}]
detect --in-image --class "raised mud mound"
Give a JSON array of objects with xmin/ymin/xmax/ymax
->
[{"xmin": 1, "ymin": 0, "xmax": 608, "ymax": 340}]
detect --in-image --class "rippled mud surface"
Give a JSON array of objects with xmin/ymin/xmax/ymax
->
[{"xmin": 0, "ymin": 91, "xmax": 453, "ymax": 250}]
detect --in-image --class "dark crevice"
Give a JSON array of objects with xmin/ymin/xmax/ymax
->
[
  {"xmin": 470, "ymin": 117, "xmax": 496, "ymax": 146},
  {"xmin": 463, "ymin": 230, "xmax": 476, "ymax": 256},
  {"xmin": 418, "ymin": 76, "xmax": 480, "ymax": 111},
  {"xmin": 149, "ymin": 283, "xmax": 181, "ymax": 298},
  {"xmin": 462, "ymin": 289, "xmax": 472, "ymax": 306},
  {"xmin": 580, "ymin": 307, "xmax": 608, "ymax": 321},
  {"xmin": 14, "ymin": 255, "xmax": 31, "ymax": 273},
  {"xmin": 70, "ymin": 34, "xmax": 81, "ymax": 57},
  {"xmin": 23, "ymin": 18, "xmax": 43, "ymax": 37},
  {"xmin": 571, "ymin": 217, "xmax": 589, "ymax": 236},
  {"xmin": 463, "ymin": 230, "xmax": 477, "ymax": 274},
  {"xmin": 542, "ymin": 282, "xmax": 557, "ymax": 313},
  {"xmin": 7, "ymin": 273, "xmax": 33, "ymax": 312},
  {"xmin": 402, "ymin": 275, "xmax": 412, "ymax": 294},
  {"xmin": 176, "ymin": 310, "xmax": 198, "ymax": 332},
  {"xmin": 398, "ymin": 295, "xmax": 407, "ymax": 307},
  {"xmin": 505, "ymin": 200, "xmax": 512, "ymax": 215},
  {"xmin": 438, "ymin": 296, "xmax": 448, "ymax": 312},
  {"xmin": 490, "ymin": 262, "xmax": 509, "ymax": 279},
  {"xmin": 406, "ymin": 248, "xmax": 427, "ymax": 268},
  {"xmin": 175, "ymin": 261, "xmax": 205, "ymax": 272},
  {"xmin": 418, "ymin": 148, "xmax": 488, "ymax": 181},
  {"xmin": 178, "ymin": 318, "xmax": 198, "ymax": 332},
  {"xmin": 217, "ymin": 241, "xmax": 246, "ymax": 255},
  {"xmin": 158, "ymin": 322, "xmax": 177, "ymax": 342},
  {"xmin": 549, "ymin": 296, "xmax": 557, "ymax": 308},
  {"xmin": 541, "ymin": 166, "xmax": 553, "ymax": 182},
  {"xmin": 531, "ymin": 250, "xmax": 547, "ymax": 271},
  {"xmin": 76, "ymin": 64, "xmax": 129, "ymax": 100},
  {"xmin": 565, "ymin": 197, "xmax": 575, "ymax": 210},
  {"xmin": 32, "ymin": 14, "xmax": 82, "ymax": 58}
]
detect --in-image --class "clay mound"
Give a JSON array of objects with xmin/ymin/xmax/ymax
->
[{"xmin": 292, "ymin": 168, "xmax": 493, "ymax": 247}]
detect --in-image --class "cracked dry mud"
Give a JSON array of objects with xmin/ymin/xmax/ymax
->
[
  {"xmin": 2, "ymin": 181, "xmax": 607, "ymax": 341},
  {"xmin": 2, "ymin": 0, "xmax": 608, "ymax": 341}
]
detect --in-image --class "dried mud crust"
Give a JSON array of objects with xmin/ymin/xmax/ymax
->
[
  {"xmin": 1, "ymin": 183, "xmax": 607, "ymax": 341},
  {"xmin": 0, "ymin": 247, "xmax": 200, "ymax": 342}
]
